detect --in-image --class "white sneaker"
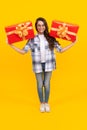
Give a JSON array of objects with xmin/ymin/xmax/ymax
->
[
  {"xmin": 40, "ymin": 103, "xmax": 45, "ymax": 112},
  {"xmin": 45, "ymin": 103, "xmax": 50, "ymax": 112}
]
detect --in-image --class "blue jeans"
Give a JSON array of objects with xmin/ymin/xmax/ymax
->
[{"xmin": 35, "ymin": 63, "xmax": 52, "ymax": 103}]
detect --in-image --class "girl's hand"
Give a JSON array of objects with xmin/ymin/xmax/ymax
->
[
  {"xmin": 6, "ymin": 38, "xmax": 9, "ymax": 45},
  {"xmin": 71, "ymin": 36, "xmax": 78, "ymax": 45},
  {"xmin": 6, "ymin": 38, "xmax": 13, "ymax": 46}
]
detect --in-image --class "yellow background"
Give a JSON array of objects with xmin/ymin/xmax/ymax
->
[{"xmin": 0, "ymin": 0, "xmax": 87, "ymax": 130}]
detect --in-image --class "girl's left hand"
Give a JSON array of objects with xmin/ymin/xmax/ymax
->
[{"xmin": 72, "ymin": 36, "xmax": 78, "ymax": 45}]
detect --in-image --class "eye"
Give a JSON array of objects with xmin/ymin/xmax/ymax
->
[
  {"xmin": 37, "ymin": 24, "xmax": 45, "ymax": 27},
  {"xmin": 37, "ymin": 24, "xmax": 41, "ymax": 27},
  {"xmin": 42, "ymin": 24, "xmax": 45, "ymax": 26}
]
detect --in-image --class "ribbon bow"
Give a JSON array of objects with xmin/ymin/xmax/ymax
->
[
  {"xmin": 57, "ymin": 23, "xmax": 71, "ymax": 40},
  {"xmin": 15, "ymin": 23, "xmax": 29, "ymax": 39}
]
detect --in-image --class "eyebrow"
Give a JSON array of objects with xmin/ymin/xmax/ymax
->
[{"xmin": 37, "ymin": 24, "xmax": 45, "ymax": 26}]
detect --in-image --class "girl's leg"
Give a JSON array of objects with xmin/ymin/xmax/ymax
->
[
  {"xmin": 44, "ymin": 71, "xmax": 52, "ymax": 103},
  {"xmin": 35, "ymin": 72, "xmax": 44, "ymax": 103}
]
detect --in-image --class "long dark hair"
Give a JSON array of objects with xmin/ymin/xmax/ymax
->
[{"xmin": 35, "ymin": 17, "xmax": 59, "ymax": 50}]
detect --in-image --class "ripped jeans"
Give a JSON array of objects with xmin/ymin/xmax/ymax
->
[{"xmin": 35, "ymin": 63, "xmax": 52, "ymax": 103}]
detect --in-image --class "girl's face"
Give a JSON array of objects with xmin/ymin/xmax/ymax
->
[{"xmin": 36, "ymin": 20, "xmax": 46, "ymax": 34}]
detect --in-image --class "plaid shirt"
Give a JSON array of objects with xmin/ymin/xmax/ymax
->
[{"xmin": 23, "ymin": 34, "xmax": 62, "ymax": 73}]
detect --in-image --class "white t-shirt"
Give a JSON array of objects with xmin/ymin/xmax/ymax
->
[{"xmin": 38, "ymin": 34, "xmax": 46, "ymax": 63}]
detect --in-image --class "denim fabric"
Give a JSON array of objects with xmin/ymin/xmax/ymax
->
[{"xmin": 35, "ymin": 67, "xmax": 52, "ymax": 103}]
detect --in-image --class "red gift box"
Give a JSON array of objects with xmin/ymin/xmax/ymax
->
[
  {"xmin": 5, "ymin": 21, "xmax": 35, "ymax": 44},
  {"xmin": 49, "ymin": 20, "xmax": 79, "ymax": 42}
]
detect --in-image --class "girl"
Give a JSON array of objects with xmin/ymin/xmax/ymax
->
[{"xmin": 8, "ymin": 17, "xmax": 77, "ymax": 112}]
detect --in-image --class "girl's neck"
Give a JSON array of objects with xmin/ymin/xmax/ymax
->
[{"xmin": 38, "ymin": 32, "xmax": 44, "ymax": 35}]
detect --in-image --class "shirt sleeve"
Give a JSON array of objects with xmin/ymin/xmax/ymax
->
[
  {"xmin": 54, "ymin": 41, "xmax": 62, "ymax": 52},
  {"xmin": 22, "ymin": 39, "xmax": 32, "ymax": 52}
]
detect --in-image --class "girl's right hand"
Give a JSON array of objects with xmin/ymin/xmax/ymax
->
[{"xmin": 6, "ymin": 38, "xmax": 13, "ymax": 47}]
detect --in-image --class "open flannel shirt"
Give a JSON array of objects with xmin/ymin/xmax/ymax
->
[{"xmin": 23, "ymin": 34, "xmax": 62, "ymax": 73}]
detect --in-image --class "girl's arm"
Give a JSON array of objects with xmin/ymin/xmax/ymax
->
[
  {"xmin": 9, "ymin": 44, "xmax": 26, "ymax": 54},
  {"xmin": 60, "ymin": 39, "xmax": 77, "ymax": 53},
  {"xmin": 8, "ymin": 39, "xmax": 31, "ymax": 54},
  {"xmin": 54, "ymin": 37, "xmax": 77, "ymax": 53}
]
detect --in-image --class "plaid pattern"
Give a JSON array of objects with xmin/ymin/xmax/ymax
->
[{"xmin": 23, "ymin": 34, "xmax": 62, "ymax": 73}]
